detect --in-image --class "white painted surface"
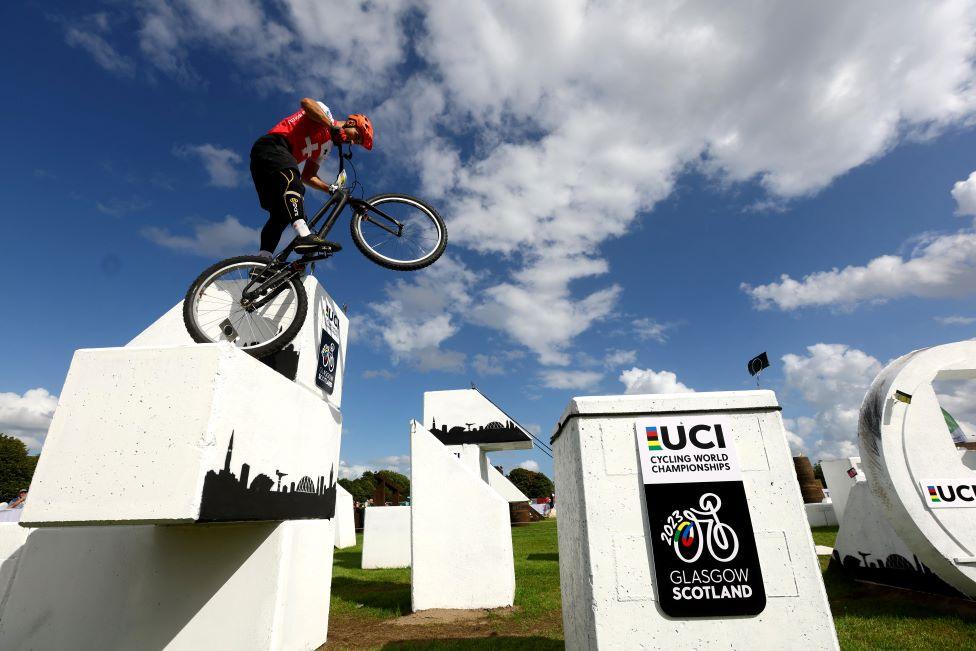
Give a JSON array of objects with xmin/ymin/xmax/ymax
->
[
  {"xmin": 820, "ymin": 458, "xmax": 862, "ymax": 525},
  {"xmin": 805, "ymin": 502, "xmax": 839, "ymax": 527},
  {"xmin": 834, "ymin": 481, "xmax": 918, "ymax": 570},
  {"xmin": 552, "ymin": 391, "xmax": 838, "ymax": 650},
  {"xmin": 411, "ymin": 421, "xmax": 515, "ymax": 610},
  {"xmin": 361, "ymin": 506, "xmax": 411, "ymax": 569},
  {"xmin": 0, "ymin": 520, "xmax": 334, "ymax": 650},
  {"xmin": 0, "ymin": 524, "xmax": 31, "ymax": 619},
  {"xmin": 334, "ymin": 485, "xmax": 356, "ymax": 549},
  {"xmin": 424, "ymin": 389, "xmax": 532, "ymax": 450},
  {"xmin": 486, "ymin": 461, "xmax": 530, "ymax": 503},
  {"xmin": 127, "ymin": 275, "xmax": 349, "ymax": 410},
  {"xmin": 858, "ymin": 341, "xmax": 976, "ymax": 597},
  {"xmin": 21, "ymin": 343, "xmax": 342, "ymax": 526}
]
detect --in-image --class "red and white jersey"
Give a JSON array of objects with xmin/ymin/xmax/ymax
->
[{"xmin": 268, "ymin": 101, "xmax": 335, "ymax": 166}]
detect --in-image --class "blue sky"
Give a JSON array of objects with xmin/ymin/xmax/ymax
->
[{"xmin": 4, "ymin": 1, "xmax": 976, "ymax": 478}]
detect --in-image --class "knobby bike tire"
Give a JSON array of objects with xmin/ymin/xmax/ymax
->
[
  {"xmin": 349, "ymin": 193, "xmax": 448, "ymax": 271},
  {"xmin": 182, "ymin": 255, "xmax": 308, "ymax": 359}
]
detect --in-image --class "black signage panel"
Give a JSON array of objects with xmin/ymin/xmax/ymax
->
[
  {"xmin": 315, "ymin": 328, "xmax": 339, "ymax": 395},
  {"xmin": 636, "ymin": 416, "xmax": 766, "ymax": 618}
]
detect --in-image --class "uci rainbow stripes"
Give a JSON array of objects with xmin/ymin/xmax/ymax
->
[{"xmin": 646, "ymin": 426, "xmax": 662, "ymax": 450}]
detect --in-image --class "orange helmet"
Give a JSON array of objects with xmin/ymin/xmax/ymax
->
[{"xmin": 347, "ymin": 114, "xmax": 373, "ymax": 150}]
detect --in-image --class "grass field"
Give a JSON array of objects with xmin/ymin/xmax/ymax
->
[{"xmin": 326, "ymin": 521, "xmax": 976, "ymax": 650}]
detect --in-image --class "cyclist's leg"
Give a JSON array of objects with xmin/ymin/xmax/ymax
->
[{"xmin": 252, "ymin": 167, "xmax": 303, "ymax": 254}]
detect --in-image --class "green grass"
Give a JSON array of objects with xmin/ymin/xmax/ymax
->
[{"xmin": 331, "ymin": 520, "xmax": 976, "ymax": 649}]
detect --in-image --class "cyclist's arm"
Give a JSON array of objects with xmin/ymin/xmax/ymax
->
[
  {"xmin": 300, "ymin": 98, "xmax": 334, "ymax": 127},
  {"xmin": 301, "ymin": 160, "xmax": 331, "ymax": 193}
]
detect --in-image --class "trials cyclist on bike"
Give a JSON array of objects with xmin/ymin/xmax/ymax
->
[{"xmin": 250, "ymin": 99, "xmax": 373, "ymax": 257}]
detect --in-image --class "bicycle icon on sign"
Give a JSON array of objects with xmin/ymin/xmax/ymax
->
[{"xmin": 660, "ymin": 493, "xmax": 740, "ymax": 563}]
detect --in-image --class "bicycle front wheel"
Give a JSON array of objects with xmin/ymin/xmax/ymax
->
[
  {"xmin": 350, "ymin": 193, "xmax": 448, "ymax": 271},
  {"xmin": 182, "ymin": 255, "xmax": 308, "ymax": 358}
]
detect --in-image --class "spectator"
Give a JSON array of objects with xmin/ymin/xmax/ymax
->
[{"xmin": 4, "ymin": 489, "xmax": 27, "ymax": 510}]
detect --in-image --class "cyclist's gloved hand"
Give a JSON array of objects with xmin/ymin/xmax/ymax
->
[{"xmin": 330, "ymin": 126, "xmax": 347, "ymax": 145}]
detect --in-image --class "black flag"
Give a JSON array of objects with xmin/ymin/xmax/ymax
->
[{"xmin": 747, "ymin": 352, "xmax": 770, "ymax": 376}]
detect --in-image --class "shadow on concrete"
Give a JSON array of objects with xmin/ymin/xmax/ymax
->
[{"xmin": 0, "ymin": 523, "xmax": 276, "ymax": 648}]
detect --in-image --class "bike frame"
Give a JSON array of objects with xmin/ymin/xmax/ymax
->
[
  {"xmin": 243, "ymin": 144, "xmax": 406, "ymax": 308},
  {"xmin": 273, "ymin": 144, "xmax": 404, "ymax": 264}
]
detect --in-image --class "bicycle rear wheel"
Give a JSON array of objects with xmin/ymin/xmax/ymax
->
[
  {"xmin": 182, "ymin": 255, "xmax": 308, "ymax": 358},
  {"xmin": 350, "ymin": 193, "xmax": 448, "ymax": 271}
]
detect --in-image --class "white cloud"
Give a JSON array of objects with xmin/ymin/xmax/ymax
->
[
  {"xmin": 539, "ymin": 369, "xmax": 603, "ymax": 391},
  {"xmin": 0, "ymin": 388, "xmax": 59, "ymax": 453},
  {"xmin": 633, "ymin": 319, "xmax": 671, "ymax": 343},
  {"xmin": 356, "ymin": 255, "xmax": 473, "ymax": 371},
  {"xmin": 472, "ymin": 350, "xmax": 525, "ymax": 376},
  {"xmin": 142, "ymin": 215, "xmax": 259, "ymax": 257},
  {"xmin": 619, "ymin": 368, "xmax": 695, "ymax": 395},
  {"xmin": 935, "ymin": 315, "xmax": 976, "ymax": 326},
  {"xmin": 743, "ymin": 222, "xmax": 976, "ymax": 310},
  {"xmin": 604, "ymin": 349, "xmax": 637, "ymax": 368},
  {"xmin": 362, "ymin": 369, "xmax": 396, "ymax": 380},
  {"xmin": 64, "ymin": 17, "xmax": 135, "ymax": 77},
  {"xmin": 953, "ymin": 171, "xmax": 976, "ymax": 217},
  {"xmin": 88, "ymin": 1, "xmax": 976, "ymax": 366},
  {"xmin": 96, "ymin": 196, "xmax": 150, "ymax": 217},
  {"xmin": 517, "ymin": 459, "xmax": 540, "ymax": 472},
  {"xmin": 782, "ymin": 343, "xmax": 882, "ymax": 459},
  {"xmin": 174, "ymin": 144, "xmax": 243, "ymax": 188}
]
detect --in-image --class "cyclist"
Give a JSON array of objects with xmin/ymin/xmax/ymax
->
[{"xmin": 249, "ymin": 99, "xmax": 373, "ymax": 257}]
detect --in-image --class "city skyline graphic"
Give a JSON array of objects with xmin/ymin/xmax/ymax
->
[
  {"xmin": 198, "ymin": 431, "xmax": 338, "ymax": 522},
  {"xmin": 428, "ymin": 417, "xmax": 531, "ymax": 446}
]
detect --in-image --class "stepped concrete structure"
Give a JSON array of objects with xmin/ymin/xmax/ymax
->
[{"xmin": 0, "ymin": 276, "xmax": 349, "ymax": 650}]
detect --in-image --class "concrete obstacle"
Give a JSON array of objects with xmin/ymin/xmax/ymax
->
[
  {"xmin": 334, "ymin": 484, "xmax": 356, "ymax": 549},
  {"xmin": 1, "ymin": 276, "xmax": 349, "ymax": 650},
  {"xmin": 551, "ymin": 390, "xmax": 838, "ymax": 649},
  {"xmin": 838, "ymin": 341, "xmax": 976, "ymax": 597},
  {"xmin": 361, "ymin": 506, "xmax": 411, "ymax": 569},
  {"xmin": 0, "ymin": 521, "xmax": 334, "ymax": 649},
  {"xmin": 410, "ymin": 421, "xmax": 515, "ymax": 610},
  {"xmin": 820, "ymin": 457, "xmax": 862, "ymax": 525}
]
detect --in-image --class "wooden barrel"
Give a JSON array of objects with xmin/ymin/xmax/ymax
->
[{"xmin": 793, "ymin": 455, "xmax": 824, "ymax": 503}]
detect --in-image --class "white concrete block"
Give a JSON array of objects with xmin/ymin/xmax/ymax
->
[
  {"xmin": 334, "ymin": 485, "xmax": 356, "ymax": 549},
  {"xmin": 805, "ymin": 502, "xmax": 838, "ymax": 527},
  {"xmin": 820, "ymin": 457, "xmax": 861, "ymax": 524},
  {"xmin": 0, "ymin": 520, "xmax": 334, "ymax": 650},
  {"xmin": 22, "ymin": 343, "xmax": 341, "ymax": 526},
  {"xmin": 411, "ymin": 421, "xmax": 515, "ymax": 610},
  {"xmin": 551, "ymin": 390, "xmax": 837, "ymax": 650},
  {"xmin": 486, "ymin": 461, "xmax": 530, "ymax": 504},
  {"xmin": 128, "ymin": 276, "xmax": 349, "ymax": 410},
  {"xmin": 424, "ymin": 389, "xmax": 532, "ymax": 450},
  {"xmin": 361, "ymin": 506, "xmax": 411, "ymax": 569},
  {"xmin": 858, "ymin": 341, "xmax": 976, "ymax": 597}
]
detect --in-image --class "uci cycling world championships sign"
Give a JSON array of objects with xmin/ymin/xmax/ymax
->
[{"xmin": 635, "ymin": 415, "xmax": 766, "ymax": 617}]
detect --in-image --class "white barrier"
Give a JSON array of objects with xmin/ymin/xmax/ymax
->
[
  {"xmin": 0, "ymin": 520, "xmax": 334, "ymax": 650},
  {"xmin": 820, "ymin": 458, "xmax": 861, "ymax": 525},
  {"xmin": 361, "ymin": 506, "xmax": 411, "ymax": 569},
  {"xmin": 334, "ymin": 485, "xmax": 356, "ymax": 549},
  {"xmin": 411, "ymin": 422, "xmax": 515, "ymax": 611},
  {"xmin": 0, "ymin": 524, "xmax": 31, "ymax": 617},
  {"xmin": 858, "ymin": 341, "xmax": 976, "ymax": 597},
  {"xmin": 21, "ymin": 343, "xmax": 341, "ymax": 527},
  {"xmin": 551, "ymin": 391, "xmax": 837, "ymax": 649}
]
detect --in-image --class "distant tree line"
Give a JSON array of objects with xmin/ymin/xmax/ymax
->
[
  {"xmin": 506, "ymin": 468, "xmax": 553, "ymax": 499},
  {"xmin": 338, "ymin": 469, "xmax": 410, "ymax": 504},
  {"xmin": 337, "ymin": 466, "xmax": 555, "ymax": 503},
  {"xmin": 0, "ymin": 434, "xmax": 38, "ymax": 501}
]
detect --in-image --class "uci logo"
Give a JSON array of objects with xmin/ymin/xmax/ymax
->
[
  {"xmin": 324, "ymin": 303, "xmax": 340, "ymax": 331},
  {"xmin": 927, "ymin": 483, "xmax": 976, "ymax": 504},
  {"xmin": 654, "ymin": 424, "xmax": 728, "ymax": 451}
]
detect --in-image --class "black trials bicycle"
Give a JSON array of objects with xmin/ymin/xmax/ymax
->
[{"xmin": 182, "ymin": 144, "xmax": 447, "ymax": 358}]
